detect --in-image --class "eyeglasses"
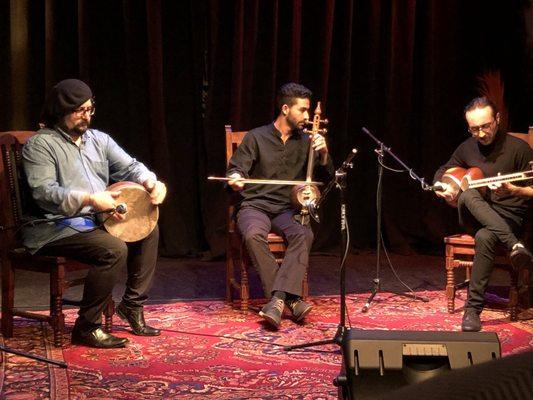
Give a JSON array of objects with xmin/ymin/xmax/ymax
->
[
  {"xmin": 72, "ymin": 106, "xmax": 95, "ymax": 117},
  {"xmin": 468, "ymin": 120, "xmax": 495, "ymax": 135}
]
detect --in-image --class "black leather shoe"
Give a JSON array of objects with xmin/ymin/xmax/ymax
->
[
  {"xmin": 116, "ymin": 302, "xmax": 161, "ymax": 336},
  {"xmin": 71, "ymin": 327, "xmax": 129, "ymax": 348},
  {"xmin": 461, "ymin": 309, "xmax": 481, "ymax": 332},
  {"xmin": 259, "ymin": 297, "xmax": 285, "ymax": 329},
  {"xmin": 510, "ymin": 245, "xmax": 532, "ymax": 271},
  {"xmin": 286, "ymin": 298, "xmax": 313, "ymax": 322}
]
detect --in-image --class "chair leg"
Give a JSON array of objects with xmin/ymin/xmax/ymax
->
[
  {"xmin": 240, "ymin": 249, "xmax": 250, "ymax": 313},
  {"xmin": 302, "ymin": 270, "xmax": 309, "ymax": 300},
  {"xmin": 103, "ymin": 295, "xmax": 114, "ymax": 333},
  {"xmin": 445, "ymin": 256, "xmax": 456, "ymax": 314},
  {"xmin": 50, "ymin": 267, "xmax": 65, "ymax": 347},
  {"xmin": 1, "ymin": 259, "xmax": 15, "ymax": 338},
  {"xmin": 508, "ymin": 269, "xmax": 519, "ymax": 321},
  {"xmin": 518, "ymin": 268, "xmax": 530, "ymax": 309},
  {"xmin": 226, "ymin": 250, "xmax": 234, "ymax": 305}
]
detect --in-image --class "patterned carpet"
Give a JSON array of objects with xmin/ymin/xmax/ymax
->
[{"xmin": 1, "ymin": 291, "xmax": 532, "ymax": 399}]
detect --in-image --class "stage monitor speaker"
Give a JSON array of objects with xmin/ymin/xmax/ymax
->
[{"xmin": 335, "ymin": 329, "xmax": 501, "ymax": 400}]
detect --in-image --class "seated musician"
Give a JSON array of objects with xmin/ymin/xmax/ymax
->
[
  {"xmin": 22, "ymin": 79, "xmax": 167, "ymax": 348},
  {"xmin": 226, "ymin": 83, "xmax": 334, "ymax": 329},
  {"xmin": 433, "ymin": 96, "xmax": 533, "ymax": 332}
]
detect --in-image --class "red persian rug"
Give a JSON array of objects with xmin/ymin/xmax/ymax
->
[{"xmin": 1, "ymin": 291, "xmax": 532, "ymax": 399}]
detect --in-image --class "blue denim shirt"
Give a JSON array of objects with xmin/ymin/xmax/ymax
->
[{"xmin": 22, "ymin": 127, "xmax": 156, "ymax": 253}]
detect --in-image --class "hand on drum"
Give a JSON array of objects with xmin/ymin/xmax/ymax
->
[
  {"xmin": 89, "ymin": 190, "xmax": 125, "ymax": 221},
  {"xmin": 143, "ymin": 179, "xmax": 167, "ymax": 204}
]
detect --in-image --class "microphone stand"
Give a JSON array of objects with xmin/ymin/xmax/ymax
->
[
  {"xmin": 0, "ymin": 344, "xmax": 67, "ymax": 368},
  {"xmin": 360, "ymin": 127, "xmax": 429, "ymax": 313},
  {"xmin": 284, "ymin": 148, "xmax": 357, "ymax": 352}
]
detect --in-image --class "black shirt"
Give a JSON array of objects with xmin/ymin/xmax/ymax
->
[
  {"xmin": 434, "ymin": 132, "xmax": 533, "ymax": 214},
  {"xmin": 227, "ymin": 123, "xmax": 334, "ymax": 214}
]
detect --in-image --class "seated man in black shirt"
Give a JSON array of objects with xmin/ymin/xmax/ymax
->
[
  {"xmin": 226, "ymin": 83, "xmax": 333, "ymax": 329},
  {"xmin": 433, "ymin": 96, "xmax": 533, "ymax": 332}
]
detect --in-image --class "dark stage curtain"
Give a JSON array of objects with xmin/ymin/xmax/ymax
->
[{"xmin": 1, "ymin": 0, "xmax": 532, "ymax": 257}]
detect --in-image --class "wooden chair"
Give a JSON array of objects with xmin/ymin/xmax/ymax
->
[
  {"xmin": 444, "ymin": 128, "xmax": 533, "ymax": 320},
  {"xmin": 0, "ymin": 131, "xmax": 114, "ymax": 347},
  {"xmin": 224, "ymin": 125, "xmax": 308, "ymax": 312}
]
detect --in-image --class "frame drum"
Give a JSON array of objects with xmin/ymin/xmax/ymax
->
[{"xmin": 103, "ymin": 181, "xmax": 159, "ymax": 242}]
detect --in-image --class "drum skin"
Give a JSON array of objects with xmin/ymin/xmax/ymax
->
[{"xmin": 103, "ymin": 181, "xmax": 159, "ymax": 242}]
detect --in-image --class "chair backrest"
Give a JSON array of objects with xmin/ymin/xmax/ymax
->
[
  {"xmin": 0, "ymin": 131, "xmax": 36, "ymax": 252},
  {"xmin": 508, "ymin": 126, "xmax": 533, "ymax": 149},
  {"xmin": 225, "ymin": 125, "xmax": 247, "ymax": 167},
  {"xmin": 224, "ymin": 125, "xmax": 249, "ymax": 233}
]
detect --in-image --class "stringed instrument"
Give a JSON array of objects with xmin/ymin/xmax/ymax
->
[
  {"xmin": 100, "ymin": 181, "xmax": 159, "ymax": 242},
  {"xmin": 441, "ymin": 162, "xmax": 533, "ymax": 206},
  {"xmin": 290, "ymin": 101, "xmax": 328, "ymax": 224}
]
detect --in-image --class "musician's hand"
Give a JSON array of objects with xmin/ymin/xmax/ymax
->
[
  {"xmin": 433, "ymin": 181, "xmax": 456, "ymax": 202},
  {"xmin": 517, "ymin": 185, "xmax": 533, "ymax": 198},
  {"xmin": 144, "ymin": 179, "xmax": 167, "ymax": 205},
  {"xmin": 311, "ymin": 133, "xmax": 328, "ymax": 155},
  {"xmin": 493, "ymin": 182, "xmax": 518, "ymax": 197},
  {"xmin": 89, "ymin": 191, "xmax": 125, "ymax": 221},
  {"xmin": 311, "ymin": 133, "xmax": 329, "ymax": 165},
  {"xmin": 227, "ymin": 173, "xmax": 245, "ymax": 191}
]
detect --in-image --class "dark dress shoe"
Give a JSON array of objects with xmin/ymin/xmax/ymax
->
[
  {"xmin": 286, "ymin": 298, "xmax": 313, "ymax": 321},
  {"xmin": 116, "ymin": 302, "xmax": 161, "ymax": 336},
  {"xmin": 461, "ymin": 309, "xmax": 481, "ymax": 332},
  {"xmin": 259, "ymin": 297, "xmax": 285, "ymax": 329},
  {"xmin": 510, "ymin": 245, "xmax": 532, "ymax": 270},
  {"xmin": 71, "ymin": 327, "xmax": 129, "ymax": 348}
]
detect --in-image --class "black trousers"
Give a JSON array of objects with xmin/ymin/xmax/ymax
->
[
  {"xmin": 37, "ymin": 225, "xmax": 159, "ymax": 333},
  {"xmin": 457, "ymin": 190, "xmax": 523, "ymax": 312},
  {"xmin": 237, "ymin": 207, "xmax": 313, "ymax": 297}
]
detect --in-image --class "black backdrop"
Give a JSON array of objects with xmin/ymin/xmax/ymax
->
[{"xmin": 1, "ymin": 0, "xmax": 532, "ymax": 257}]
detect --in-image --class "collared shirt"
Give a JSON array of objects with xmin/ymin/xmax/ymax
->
[
  {"xmin": 226, "ymin": 123, "xmax": 334, "ymax": 214},
  {"xmin": 22, "ymin": 126, "xmax": 156, "ymax": 253}
]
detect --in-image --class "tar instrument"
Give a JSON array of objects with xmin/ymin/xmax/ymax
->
[
  {"xmin": 441, "ymin": 163, "xmax": 533, "ymax": 207},
  {"xmin": 290, "ymin": 101, "xmax": 328, "ymax": 224},
  {"xmin": 101, "ymin": 181, "xmax": 159, "ymax": 242}
]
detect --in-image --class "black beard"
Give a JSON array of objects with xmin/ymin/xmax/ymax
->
[
  {"xmin": 71, "ymin": 121, "xmax": 89, "ymax": 136},
  {"xmin": 286, "ymin": 117, "xmax": 300, "ymax": 131}
]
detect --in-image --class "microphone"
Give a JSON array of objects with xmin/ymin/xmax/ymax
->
[
  {"xmin": 338, "ymin": 148, "xmax": 358, "ymax": 172},
  {"xmin": 104, "ymin": 203, "xmax": 127, "ymax": 214},
  {"xmin": 342, "ymin": 148, "xmax": 358, "ymax": 167},
  {"xmin": 115, "ymin": 203, "xmax": 127, "ymax": 214},
  {"xmin": 426, "ymin": 182, "xmax": 448, "ymax": 192}
]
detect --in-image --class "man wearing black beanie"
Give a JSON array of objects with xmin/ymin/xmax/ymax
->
[{"xmin": 22, "ymin": 79, "xmax": 167, "ymax": 348}]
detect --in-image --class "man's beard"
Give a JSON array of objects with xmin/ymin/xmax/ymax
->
[
  {"xmin": 287, "ymin": 116, "xmax": 304, "ymax": 131},
  {"xmin": 71, "ymin": 121, "xmax": 90, "ymax": 135}
]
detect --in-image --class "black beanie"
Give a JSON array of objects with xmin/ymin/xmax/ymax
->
[{"xmin": 40, "ymin": 79, "xmax": 93, "ymax": 127}]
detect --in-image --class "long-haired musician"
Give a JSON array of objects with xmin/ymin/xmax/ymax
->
[
  {"xmin": 433, "ymin": 96, "xmax": 533, "ymax": 332},
  {"xmin": 22, "ymin": 79, "xmax": 167, "ymax": 348},
  {"xmin": 226, "ymin": 83, "xmax": 334, "ymax": 329}
]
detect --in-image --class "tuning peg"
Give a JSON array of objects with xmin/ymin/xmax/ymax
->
[
  {"xmin": 303, "ymin": 128, "xmax": 310, "ymax": 134},
  {"xmin": 320, "ymin": 119, "xmax": 329, "ymax": 125},
  {"xmin": 318, "ymin": 128, "xmax": 328, "ymax": 135}
]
